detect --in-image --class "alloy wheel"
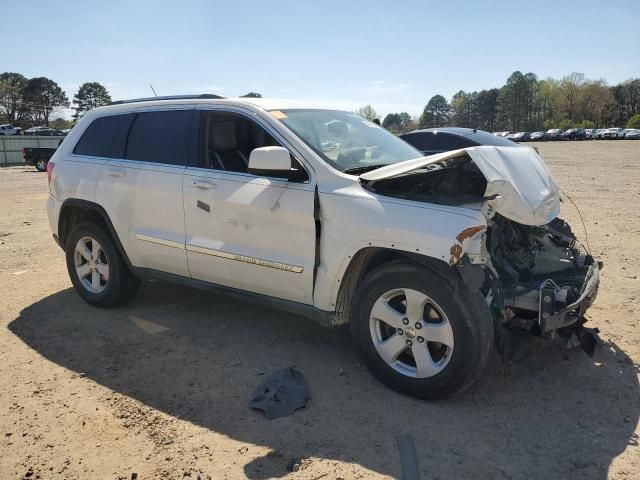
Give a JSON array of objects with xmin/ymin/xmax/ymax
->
[
  {"xmin": 74, "ymin": 236, "xmax": 109, "ymax": 294},
  {"xmin": 369, "ymin": 288, "xmax": 454, "ymax": 378}
]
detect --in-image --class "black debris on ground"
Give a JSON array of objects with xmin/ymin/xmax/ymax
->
[{"xmin": 249, "ymin": 367, "xmax": 308, "ymax": 419}]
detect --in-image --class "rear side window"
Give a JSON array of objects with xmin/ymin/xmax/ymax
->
[
  {"xmin": 73, "ymin": 114, "xmax": 135, "ymax": 158},
  {"xmin": 125, "ymin": 110, "xmax": 192, "ymax": 165}
]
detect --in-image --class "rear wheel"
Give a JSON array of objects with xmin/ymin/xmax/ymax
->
[
  {"xmin": 351, "ymin": 262, "xmax": 493, "ymax": 400},
  {"xmin": 35, "ymin": 159, "xmax": 47, "ymax": 172},
  {"xmin": 65, "ymin": 223, "xmax": 139, "ymax": 307}
]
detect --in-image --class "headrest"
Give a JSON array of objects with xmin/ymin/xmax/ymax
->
[
  {"xmin": 327, "ymin": 120, "xmax": 348, "ymax": 138},
  {"xmin": 210, "ymin": 121, "xmax": 237, "ymax": 151}
]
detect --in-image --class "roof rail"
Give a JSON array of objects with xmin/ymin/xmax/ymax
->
[{"xmin": 109, "ymin": 94, "xmax": 224, "ymax": 105}]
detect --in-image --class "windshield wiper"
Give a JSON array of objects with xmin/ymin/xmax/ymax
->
[{"xmin": 342, "ymin": 163, "xmax": 390, "ymax": 175}]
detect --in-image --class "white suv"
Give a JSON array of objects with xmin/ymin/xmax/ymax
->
[{"xmin": 46, "ymin": 95, "xmax": 600, "ymax": 399}]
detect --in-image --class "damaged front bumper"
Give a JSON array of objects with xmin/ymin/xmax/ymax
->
[
  {"xmin": 495, "ymin": 260, "xmax": 601, "ymax": 361},
  {"xmin": 457, "ymin": 216, "xmax": 602, "ymax": 361},
  {"xmin": 539, "ymin": 262, "xmax": 599, "ymax": 333}
]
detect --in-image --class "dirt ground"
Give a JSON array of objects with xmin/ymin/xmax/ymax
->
[{"xmin": 1, "ymin": 140, "xmax": 639, "ymax": 480}]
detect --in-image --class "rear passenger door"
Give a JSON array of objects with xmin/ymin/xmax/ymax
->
[{"xmin": 94, "ymin": 108, "xmax": 195, "ymax": 277}]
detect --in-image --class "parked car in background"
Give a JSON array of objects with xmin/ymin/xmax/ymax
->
[
  {"xmin": 584, "ymin": 129, "xmax": 596, "ymax": 139},
  {"xmin": 0, "ymin": 124, "xmax": 22, "ymax": 135},
  {"xmin": 594, "ymin": 129, "xmax": 606, "ymax": 139},
  {"xmin": 529, "ymin": 131, "xmax": 547, "ymax": 141},
  {"xmin": 495, "ymin": 131, "xmax": 511, "ymax": 137},
  {"xmin": 545, "ymin": 129, "xmax": 564, "ymax": 140},
  {"xmin": 22, "ymin": 142, "xmax": 61, "ymax": 171},
  {"xmin": 506, "ymin": 132, "xmax": 530, "ymax": 142},
  {"xmin": 400, "ymin": 127, "xmax": 518, "ymax": 155},
  {"xmin": 24, "ymin": 126, "xmax": 62, "ymax": 136},
  {"xmin": 562, "ymin": 128, "xmax": 587, "ymax": 140},
  {"xmin": 602, "ymin": 127, "xmax": 625, "ymax": 139},
  {"xmin": 624, "ymin": 129, "xmax": 640, "ymax": 139}
]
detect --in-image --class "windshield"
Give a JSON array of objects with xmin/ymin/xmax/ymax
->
[{"xmin": 275, "ymin": 109, "xmax": 422, "ymax": 173}]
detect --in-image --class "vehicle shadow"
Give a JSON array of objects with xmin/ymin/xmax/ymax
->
[{"xmin": 9, "ymin": 282, "xmax": 639, "ymax": 479}]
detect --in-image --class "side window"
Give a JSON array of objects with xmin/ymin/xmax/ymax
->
[
  {"xmin": 125, "ymin": 110, "xmax": 192, "ymax": 165},
  {"xmin": 196, "ymin": 111, "xmax": 282, "ymax": 172},
  {"xmin": 401, "ymin": 132, "xmax": 434, "ymax": 151},
  {"xmin": 73, "ymin": 114, "xmax": 135, "ymax": 158}
]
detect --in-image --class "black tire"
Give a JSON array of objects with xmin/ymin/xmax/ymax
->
[
  {"xmin": 65, "ymin": 222, "xmax": 138, "ymax": 307},
  {"xmin": 350, "ymin": 261, "xmax": 494, "ymax": 400},
  {"xmin": 35, "ymin": 159, "xmax": 47, "ymax": 172}
]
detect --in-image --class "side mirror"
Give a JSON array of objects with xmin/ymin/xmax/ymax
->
[{"xmin": 248, "ymin": 146, "xmax": 306, "ymax": 181}]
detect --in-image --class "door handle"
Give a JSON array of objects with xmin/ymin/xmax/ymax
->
[
  {"xmin": 105, "ymin": 167, "xmax": 125, "ymax": 178},
  {"xmin": 192, "ymin": 179, "xmax": 216, "ymax": 190}
]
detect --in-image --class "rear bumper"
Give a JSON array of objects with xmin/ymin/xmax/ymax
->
[{"xmin": 540, "ymin": 262, "xmax": 600, "ymax": 332}]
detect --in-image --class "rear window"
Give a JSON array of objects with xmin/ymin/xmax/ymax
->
[
  {"xmin": 402, "ymin": 132, "xmax": 475, "ymax": 152},
  {"xmin": 402, "ymin": 129, "xmax": 516, "ymax": 153},
  {"xmin": 125, "ymin": 110, "xmax": 192, "ymax": 165},
  {"xmin": 463, "ymin": 130, "xmax": 516, "ymax": 146},
  {"xmin": 73, "ymin": 114, "xmax": 135, "ymax": 158}
]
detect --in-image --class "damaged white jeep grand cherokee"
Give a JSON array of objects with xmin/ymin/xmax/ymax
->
[{"xmin": 46, "ymin": 95, "xmax": 600, "ymax": 400}]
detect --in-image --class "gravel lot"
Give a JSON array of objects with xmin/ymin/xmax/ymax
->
[{"xmin": 1, "ymin": 141, "xmax": 639, "ymax": 479}]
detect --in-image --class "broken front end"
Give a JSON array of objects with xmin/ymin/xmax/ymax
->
[
  {"xmin": 481, "ymin": 215, "xmax": 600, "ymax": 356},
  {"xmin": 360, "ymin": 146, "xmax": 601, "ymax": 356}
]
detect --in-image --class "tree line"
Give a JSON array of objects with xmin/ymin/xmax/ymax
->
[
  {"xmin": 3, "ymin": 69, "xmax": 639, "ymax": 133},
  {"xmin": 0, "ymin": 72, "xmax": 264, "ymax": 129},
  {"xmin": 0, "ymin": 73, "xmax": 114, "ymax": 129},
  {"xmin": 375, "ymin": 71, "xmax": 640, "ymax": 133}
]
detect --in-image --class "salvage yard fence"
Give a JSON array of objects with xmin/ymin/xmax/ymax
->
[{"xmin": 0, "ymin": 136, "xmax": 65, "ymax": 166}]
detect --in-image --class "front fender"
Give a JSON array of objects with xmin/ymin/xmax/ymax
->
[{"xmin": 313, "ymin": 190, "xmax": 488, "ymax": 311}]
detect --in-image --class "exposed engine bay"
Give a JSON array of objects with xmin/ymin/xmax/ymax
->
[
  {"xmin": 365, "ymin": 156, "xmax": 489, "ymax": 206},
  {"xmin": 362, "ymin": 148, "xmax": 600, "ymax": 356}
]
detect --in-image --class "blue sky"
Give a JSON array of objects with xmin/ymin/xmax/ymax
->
[{"xmin": 3, "ymin": 0, "xmax": 639, "ymax": 118}]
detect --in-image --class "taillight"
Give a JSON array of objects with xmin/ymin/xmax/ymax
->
[{"xmin": 47, "ymin": 161, "xmax": 55, "ymax": 184}]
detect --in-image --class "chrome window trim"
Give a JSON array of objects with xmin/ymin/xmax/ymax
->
[{"xmin": 183, "ymin": 168, "xmax": 298, "ymax": 185}]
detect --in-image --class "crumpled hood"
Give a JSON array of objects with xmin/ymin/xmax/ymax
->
[{"xmin": 360, "ymin": 146, "xmax": 560, "ymax": 226}]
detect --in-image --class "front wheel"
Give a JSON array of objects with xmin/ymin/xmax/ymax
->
[{"xmin": 350, "ymin": 262, "xmax": 494, "ymax": 400}]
